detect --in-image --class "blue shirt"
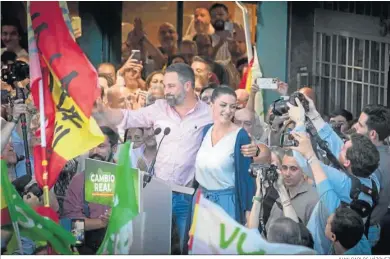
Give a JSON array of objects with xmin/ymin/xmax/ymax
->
[
  {"xmin": 292, "ymin": 124, "xmax": 380, "ymax": 208},
  {"xmin": 307, "ymin": 180, "xmax": 371, "ymax": 255}
]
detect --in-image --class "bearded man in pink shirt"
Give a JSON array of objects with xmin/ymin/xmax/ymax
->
[{"xmin": 97, "ymin": 63, "xmax": 258, "ymax": 253}]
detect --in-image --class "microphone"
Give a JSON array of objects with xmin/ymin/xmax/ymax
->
[
  {"xmin": 154, "ymin": 127, "xmax": 162, "ymax": 135},
  {"xmin": 143, "ymin": 127, "xmax": 171, "ymax": 188}
]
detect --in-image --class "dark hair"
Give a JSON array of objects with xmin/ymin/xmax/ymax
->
[
  {"xmin": 165, "ymin": 63, "xmax": 195, "ymax": 89},
  {"xmin": 267, "ymin": 217, "xmax": 302, "ymax": 246},
  {"xmin": 1, "ymin": 50, "xmax": 17, "ymax": 64},
  {"xmin": 362, "ymin": 104, "xmax": 390, "ymax": 141},
  {"xmin": 331, "ymin": 207, "xmax": 364, "ymax": 249},
  {"xmin": 124, "ymin": 128, "xmax": 144, "ymax": 143},
  {"xmin": 346, "ymin": 133, "xmax": 380, "ymax": 178},
  {"xmin": 209, "ymin": 3, "xmax": 229, "ymax": 14},
  {"xmin": 200, "ymin": 83, "xmax": 218, "ymax": 97},
  {"xmin": 98, "ymin": 73, "xmax": 115, "ymax": 87},
  {"xmin": 210, "ymin": 86, "xmax": 236, "ymax": 103},
  {"xmin": 236, "ymin": 57, "xmax": 249, "ymax": 69},
  {"xmin": 1, "ymin": 17, "xmax": 26, "ymax": 50},
  {"xmin": 169, "ymin": 54, "xmax": 187, "ymax": 65},
  {"xmin": 100, "ymin": 126, "xmax": 119, "ymax": 147},
  {"xmin": 349, "ymin": 118, "xmax": 358, "ymax": 129},
  {"xmin": 298, "ymin": 223, "xmax": 314, "ymax": 249},
  {"xmin": 330, "ymin": 109, "xmax": 353, "ymax": 122}
]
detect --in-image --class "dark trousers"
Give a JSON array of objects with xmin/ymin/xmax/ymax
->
[{"xmin": 373, "ymin": 208, "xmax": 390, "ymax": 255}]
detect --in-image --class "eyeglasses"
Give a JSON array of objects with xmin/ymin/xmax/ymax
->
[{"xmin": 281, "ymin": 165, "xmax": 299, "ymax": 172}]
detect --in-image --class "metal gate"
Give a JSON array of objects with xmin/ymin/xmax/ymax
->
[{"xmin": 313, "ymin": 9, "xmax": 389, "ymax": 116}]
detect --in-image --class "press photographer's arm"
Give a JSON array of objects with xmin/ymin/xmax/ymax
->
[{"xmin": 1, "ymin": 99, "xmax": 27, "ymax": 152}]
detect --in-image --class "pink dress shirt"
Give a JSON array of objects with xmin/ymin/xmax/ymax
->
[{"xmin": 119, "ymin": 99, "xmax": 212, "ymax": 186}]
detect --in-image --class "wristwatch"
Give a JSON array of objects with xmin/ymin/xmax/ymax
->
[{"xmin": 252, "ymin": 196, "xmax": 262, "ymax": 203}]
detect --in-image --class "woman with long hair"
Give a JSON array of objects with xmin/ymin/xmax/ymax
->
[{"xmin": 194, "ymin": 86, "xmax": 255, "ymax": 225}]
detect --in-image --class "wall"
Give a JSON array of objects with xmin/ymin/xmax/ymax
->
[
  {"xmin": 256, "ymin": 1, "xmax": 288, "ymax": 110},
  {"xmin": 287, "ymin": 2, "xmax": 320, "ymax": 93}
]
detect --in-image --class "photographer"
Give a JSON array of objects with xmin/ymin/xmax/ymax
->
[
  {"xmin": 289, "ymin": 131, "xmax": 372, "ymax": 254},
  {"xmin": 288, "ymin": 97, "xmax": 381, "ymax": 247},
  {"xmin": 1, "ymin": 99, "xmax": 27, "ymax": 152},
  {"xmin": 329, "ymin": 108, "xmax": 353, "ymax": 134},
  {"xmin": 247, "ymin": 150, "xmax": 318, "ymax": 235}
]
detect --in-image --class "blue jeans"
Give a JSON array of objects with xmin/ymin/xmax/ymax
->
[
  {"xmin": 172, "ymin": 192, "xmax": 192, "ymax": 253},
  {"xmin": 368, "ymin": 224, "xmax": 381, "ymax": 247},
  {"xmin": 193, "ymin": 187, "xmax": 236, "ymax": 221}
]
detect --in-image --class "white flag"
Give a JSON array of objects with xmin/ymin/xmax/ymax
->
[{"xmin": 189, "ymin": 193, "xmax": 316, "ymax": 255}]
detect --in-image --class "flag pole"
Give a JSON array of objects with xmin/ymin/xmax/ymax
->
[
  {"xmin": 235, "ymin": 1, "xmax": 253, "ymax": 62},
  {"xmin": 38, "ymin": 78, "xmax": 50, "ymax": 207},
  {"xmin": 27, "ymin": 2, "xmax": 50, "ymax": 207}
]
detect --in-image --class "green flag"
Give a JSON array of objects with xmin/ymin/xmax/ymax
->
[
  {"xmin": 97, "ymin": 141, "xmax": 139, "ymax": 254},
  {"xmin": 0, "ymin": 160, "xmax": 76, "ymax": 254}
]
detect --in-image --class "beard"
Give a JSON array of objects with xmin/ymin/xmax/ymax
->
[
  {"xmin": 212, "ymin": 19, "xmax": 225, "ymax": 31},
  {"xmin": 165, "ymin": 92, "xmax": 185, "ymax": 107},
  {"xmin": 89, "ymin": 153, "xmax": 107, "ymax": 161}
]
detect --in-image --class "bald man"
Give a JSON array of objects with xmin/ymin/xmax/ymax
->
[
  {"xmin": 235, "ymin": 89, "xmax": 250, "ymax": 109},
  {"xmin": 234, "ymin": 108, "xmax": 271, "ymax": 164},
  {"xmin": 106, "ymin": 86, "xmax": 133, "ymax": 110},
  {"xmin": 158, "ymin": 22, "xmax": 178, "ymax": 59}
]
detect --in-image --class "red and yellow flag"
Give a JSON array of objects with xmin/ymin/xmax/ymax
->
[
  {"xmin": 238, "ymin": 57, "xmax": 255, "ymax": 93},
  {"xmin": 29, "ymin": 2, "xmax": 104, "ymax": 188}
]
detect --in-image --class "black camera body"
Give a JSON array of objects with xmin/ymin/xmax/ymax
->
[
  {"xmin": 272, "ymin": 91, "xmax": 310, "ymax": 116},
  {"xmin": 281, "ymin": 129, "xmax": 299, "ymax": 147},
  {"xmin": 1, "ymin": 60, "xmax": 29, "ymax": 85},
  {"xmin": 249, "ymin": 163, "xmax": 279, "ymax": 184}
]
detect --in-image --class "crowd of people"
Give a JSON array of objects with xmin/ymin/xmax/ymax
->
[{"xmin": 1, "ymin": 3, "xmax": 390, "ymax": 255}]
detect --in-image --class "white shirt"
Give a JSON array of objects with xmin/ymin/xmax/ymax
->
[{"xmin": 195, "ymin": 126, "xmax": 240, "ymax": 190}]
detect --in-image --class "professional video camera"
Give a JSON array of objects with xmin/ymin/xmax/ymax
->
[
  {"xmin": 1, "ymin": 60, "xmax": 29, "ymax": 85},
  {"xmin": 272, "ymin": 91, "xmax": 310, "ymax": 116},
  {"xmin": 249, "ymin": 163, "xmax": 279, "ymax": 184}
]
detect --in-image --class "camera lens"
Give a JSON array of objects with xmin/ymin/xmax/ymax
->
[{"xmin": 272, "ymin": 99, "xmax": 289, "ymax": 116}]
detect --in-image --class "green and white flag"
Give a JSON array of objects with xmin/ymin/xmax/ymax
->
[
  {"xmin": 97, "ymin": 141, "xmax": 139, "ymax": 254},
  {"xmin": 189, "ymin": 192, "xmax": 316, "ymax": 255},
  {"xmin": 0, "ymin": 160, "xmax": 76, "ymax": 254}
]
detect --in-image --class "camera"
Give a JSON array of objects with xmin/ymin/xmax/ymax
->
[
  {"xmin": 280, "ymin": 129, "xmax": 299, "ymax": 147},
  {"xmin": 272, "ymin": 91, "xmax": 310, "ymax": 116},
  {"xmin": 1, "ymin": 60, "xmax": 29, "ymax": 85},
  {"xmin": 249, "ymin": 163, "xmax": 279, "ymax": 184},
  {"xmin": 23, "ymin": 183, "xmax": 43, "ymax": 199}
]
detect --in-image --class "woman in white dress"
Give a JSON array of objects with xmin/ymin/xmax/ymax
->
[{"xmin": 194, "ymin": 86, "xmax": 255, "ymax": 225}]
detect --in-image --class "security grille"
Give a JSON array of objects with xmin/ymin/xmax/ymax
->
[{"xmin": 313, "ymin": 32, "xmax": 389, "ymax": 116}]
